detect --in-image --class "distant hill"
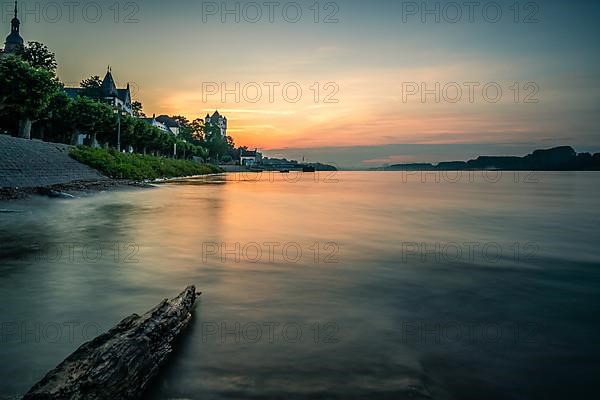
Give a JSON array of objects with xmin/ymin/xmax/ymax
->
[{"xmin": 372, "ymin": 146, "xmax": 600, "ymax": 171}]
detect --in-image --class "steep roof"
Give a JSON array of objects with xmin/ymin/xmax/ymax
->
[
  {"xmin": 156, "ymin": 115, "xmax": 180, "ymax": 128},
  {"xmin": 64, "ymin": 88, "xmax": 129, "ymax": 105},
  {"xmin": 115, "ymin": 88, "xmax": 130, "ymax": 103},
  {"xmin": 64, "ymin": 68, "xmax": 130, "ymax": 104},
  {"xmin": 101, "ymin": 70, "xmax": 118, "ymax": 97},
  {"xmin": 63, "ymin": 87, "xmax": 129, "ymax": 103},
  {"xmin": 64, "ymin": 88, "xmax": 85, "ymax": 99},
  {"xmin": 141, "ymin": 117, "xmax": 171, "ymax": 132}
]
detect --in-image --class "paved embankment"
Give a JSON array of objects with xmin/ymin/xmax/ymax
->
[{"xmin": 0, "ymin": 135, "xmax": 108, "ymax": 188}]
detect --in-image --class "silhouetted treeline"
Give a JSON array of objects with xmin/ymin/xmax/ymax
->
[{"xmin": 377, "ymin": 147, "xmax": 600, "ymax": 171}]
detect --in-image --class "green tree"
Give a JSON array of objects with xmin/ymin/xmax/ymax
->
[
  {"xmin": 0, "ymin": 56, "xmax": 61, "ymax": 139},
  {"xmin": 132, "ymin": 101, "xmax": 145, "ymax": 118},
  {"xmin": 37, "ymin": 91, "xmax": 73, "ymax": 142},
  {"xmin": 190, "ymin": 118, "xmax": 205, "ymax": 142},
  {"xmin": 80, "ymin": 75, "xmax": 103, "ymax": 98},
  {"xmin": 130, "ymin": 118, "xmax": 154, "ymax": 153},
  {"xmin": 164, "ymin": 116, "xmax": 208, "ymax": 157},
  {"xmin": 204, "ymin": 124, "xmax": 231, "ymax": 161},
  {"xmin": 171, "ymin": 115, "xmax": 189, "ymax": 126},
  {"xmin": 69, "ymin": 97, "xmax": 115, "ymax": 146},
  {"xmin": 15, "ymin": 41, "xmax": 57, "ymax": 74},
  {"xmin": 81, "ymin": 75, "xmax": 102, "ymax": 88},
  {"xmin": 193, "ymin": 145, "xmax": 209, "ymax": 160}
]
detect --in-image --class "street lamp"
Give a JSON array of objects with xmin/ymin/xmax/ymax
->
[{"xmin": 113, "ymin": 103, "xmax": 123, "ymax": 152}]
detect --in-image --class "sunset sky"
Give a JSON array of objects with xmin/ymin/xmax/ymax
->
[{"xmin": 4, "ymin": 0, "xmax": 599, "ymax": 167}]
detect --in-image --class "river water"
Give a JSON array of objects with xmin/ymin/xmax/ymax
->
[{"xmin": 1, "ymin": 171, "xmax": 599, "ymax": 399}]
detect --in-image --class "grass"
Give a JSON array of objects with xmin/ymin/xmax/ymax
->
[{"xmin": 70, "ymin": 146, "xmax": 223, "ymax": 181}]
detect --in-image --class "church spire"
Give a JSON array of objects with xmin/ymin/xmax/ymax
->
[
  {"xmin": 4, "ymin": 0, "xmax": 23, "ymax": 53},
  {"xmin": 11, "ymin": 1, "xmax": 20, "ymax": 32}
]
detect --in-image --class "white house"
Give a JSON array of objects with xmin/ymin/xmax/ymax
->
[
  {"xmin": 141, "ymin": 115, "xmax": 181, "ymax": 135},
  {"xmin": 240, "ymin": 148, "xmax": 262, "ymax": 166},
  {"xmin": 155, "ymin": 115, "xmax": 181, "ymax": 135},
  {"xmin": 141, "ymin": 114, "xmax": 170, "ymax": 133}
]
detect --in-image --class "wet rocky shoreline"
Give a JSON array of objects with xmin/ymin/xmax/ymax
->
[{"xmin": 0, "ymin": 179, "xmax": 152, "ymax": 201}]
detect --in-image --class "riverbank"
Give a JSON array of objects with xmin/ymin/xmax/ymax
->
[
  {"xmin": 70, "ymin": 147, "xmax": 223, "ymax": 180},
  {"xmin": 0, "ymin": 179, "xmax": 150, "ymax": 201},
  {"xmin": 0, "ymin": 135, "xmax": 109, "ymax": 189},
  {"xmin": 0, "ymin": 136, "xmax": 223, "ymax": 200}
]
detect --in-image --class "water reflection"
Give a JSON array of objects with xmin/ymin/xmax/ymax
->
[{"xmin": 1, "ymin": 172, "xmax": 599, "ymax": 399}]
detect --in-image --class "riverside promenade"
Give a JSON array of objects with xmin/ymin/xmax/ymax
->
[{"xmin": 0, "ymin": 134, "xmax": 108, "ymax": 188}]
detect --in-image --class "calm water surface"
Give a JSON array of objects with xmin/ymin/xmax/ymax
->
[{"xmin": 1, "ymin": 172, "xmax": 599, "ymax": 399}]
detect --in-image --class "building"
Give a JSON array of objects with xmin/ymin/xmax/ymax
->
[
  {"xmin": 141, "ymin": 114, "xmax": 171, "ymax": 133},
  {"xmin": 64, "ymin": 67, "xmax": 133, "ymax": 115},
  {"xmin": 204, "ymin": 111, "xmax": 227, "ymax": 136},
  {"xmin": 141, "ymin": 115, "xmax": 180, "ymax": 135},
  {"xmin": 240, "ymin": 148, "xmax": 262, "ymax": 166},
  {"xmin": 0, "ymin": 1, "xmax": 24, "ymax": 59},
  {"xmin": 155, "ymin": 115, "xmax": 181, "ymax": 135}
]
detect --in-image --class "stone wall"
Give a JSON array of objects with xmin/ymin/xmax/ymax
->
[{"xmin": 0, "ymin": 135, "xmax": 107, "ymax": 188}]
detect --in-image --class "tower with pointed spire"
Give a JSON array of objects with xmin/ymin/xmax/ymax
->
[{"xmin": 2, "ymin": 1, "xmax": 24, "ymax": 55}]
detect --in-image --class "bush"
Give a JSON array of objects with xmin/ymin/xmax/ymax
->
[{"xmin": 70, "ymin": 146, "xmax": 223, "ymax": 180}]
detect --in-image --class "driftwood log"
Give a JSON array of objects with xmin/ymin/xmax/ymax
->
[{"xmin": 23, "ymin": 286, "xmax": 199, "ymax": 400}]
